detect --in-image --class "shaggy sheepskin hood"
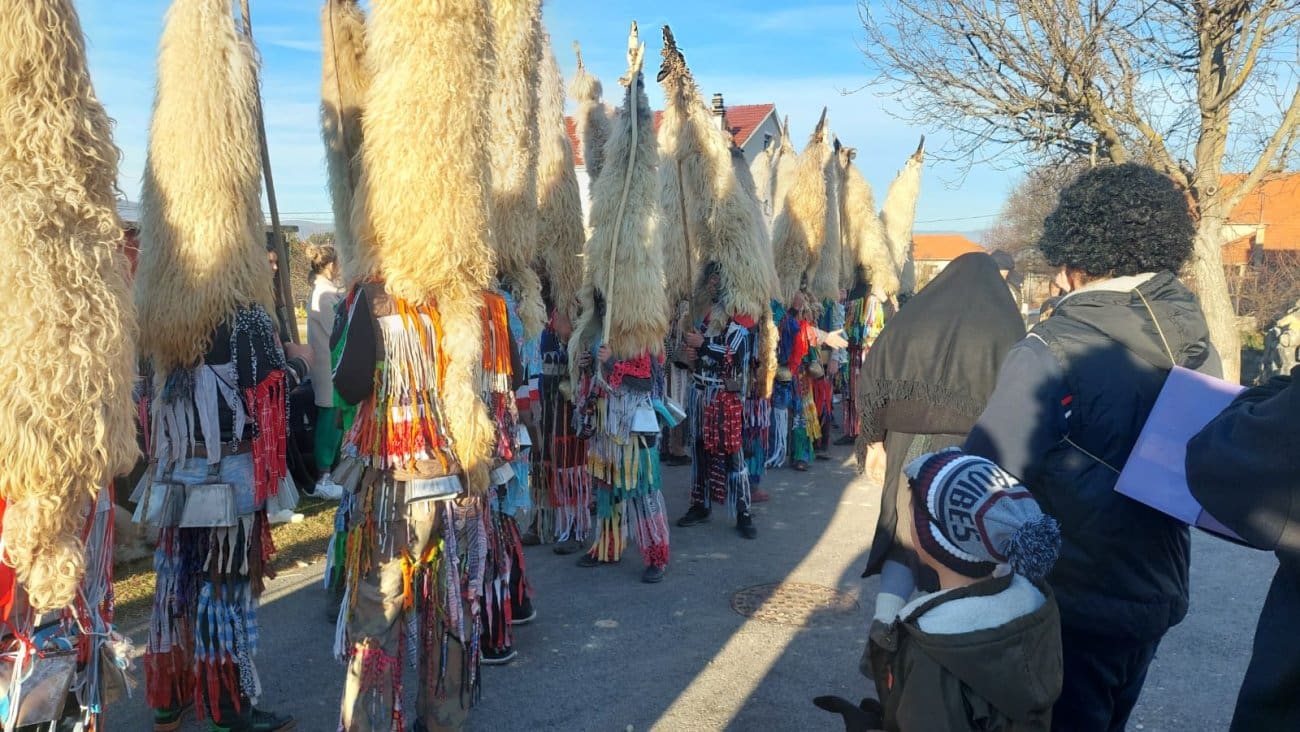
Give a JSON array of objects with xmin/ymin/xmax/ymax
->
[
  {"xmin": 534, "ymin": 33, "xmax": 585, "ymax": 321},
  {"xmin": 0, "ymin": 0, "xmax": 139, "ymax": 611},
  {"xmin": 809, "ymin": 134, "xmax": 844, "ymax": 303},
  {"xmin": 569, "ymin": 42, "xmax": 613, "ymax": 199},
  {"xmin": 352, "ymin": 0, "xmax": 498, "ymax": 494},
  {"xmin": 656, "ymin": 26, "xmax": 778, "ymax": 398},
  {"xmin": 136, "ymin": 0, "xmax": 275, "ymax": 374},
  {"xmin": 771, "ymin": 109, "xmax": 837, "ymax": 304},
  {"xmin": 750, "ymin": 116, "xmax": 798, "ymax": 233},
  {"xmin": 656, "ymin": 26, "xmax": 776, "ymax": 325},
  {"xmin": 838, "ymin": 146, "xmax": 898, "ymax": 297},
  {"xmin": 881, "ymin": 137, "xmax": 925, "ymax": 295},
  {"xmin": 320, "ymin": 0, "xmax": 369, "ymax": 284},
  {"xmin": 487, "ymin": 0, "xmax": 546, "ymax": 340},
  {"xmin": 571, "ymin": 23, "xmax": 668, "ymax": 369}
]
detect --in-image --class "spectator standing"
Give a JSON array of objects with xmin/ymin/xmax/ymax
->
[{"xmin": 965, "ymin": 163, "xmax": 1221, "ymax": 731}]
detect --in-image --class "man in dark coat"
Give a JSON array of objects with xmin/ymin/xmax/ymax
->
[
  {"xmin": 1187, "ymin": 367, "xmax": 1300, "ymax": 731},
  {"xmin": 964, "ymin": 164, "xmax": 1220, "ymax": 731}
]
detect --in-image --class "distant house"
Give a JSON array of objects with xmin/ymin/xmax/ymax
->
[
  {"xmin": 1222, "ymin": 173, "xmax": 1300, "ymax": 270},
  {"xmin": 567, "ymin": 95, "xmax": 780, "ymax": 216},
  {"xmin": 912, "ymin": 233, "xmax": 984, "ymax": 287}
]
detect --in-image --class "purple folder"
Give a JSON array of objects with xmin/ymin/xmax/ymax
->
[{"xmin": 1114, "ymin": 366, "xmax": 1246, "ymax": 543}]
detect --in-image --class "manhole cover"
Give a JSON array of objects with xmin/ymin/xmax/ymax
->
[{"xmin": 730, "ymin": 582, "xmax": 860, "ymax": 627}]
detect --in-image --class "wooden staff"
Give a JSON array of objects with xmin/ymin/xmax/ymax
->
[
  {"xmin": 238, "ymin": 0, "xmax": 299, "ymax": 343},
  {"xmin": 602, "ymin": 23, "xmax": 645, "ymax": 350}
]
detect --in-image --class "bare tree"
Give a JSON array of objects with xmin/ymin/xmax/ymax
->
[
  {"xmin": 984, "ymin": 163, "xmax": 1087, "ymax": 259},
  {"xmin": 861, "ymin": 0, "xmax": 1300, "ymax": 381},
  {"xmin": 1230, "ymin": 249, "xmax": 1300, "ymax": 326}
]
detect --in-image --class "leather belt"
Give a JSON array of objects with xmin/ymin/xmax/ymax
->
[{"xmin": 191, "ymin": 442, "xmax": 252, "ymax": 459}]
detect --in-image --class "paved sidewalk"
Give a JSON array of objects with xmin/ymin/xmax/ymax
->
[{"xmin": 111, "ymin": 442, "xmax": 1275, "ymax": 731}]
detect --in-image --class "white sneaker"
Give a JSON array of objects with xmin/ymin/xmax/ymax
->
[
  {"xmin": 268, "ymin": 508, "xmax": 304, "ymax": 525},
  {"xmin": 313, "ymin": 474, "xmax": 345, "ymax": 501}
]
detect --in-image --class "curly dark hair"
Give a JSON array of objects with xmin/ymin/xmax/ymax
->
[{"xmin": 1038, "ymin": 163, "xmax": 1194, "ymax": 277}]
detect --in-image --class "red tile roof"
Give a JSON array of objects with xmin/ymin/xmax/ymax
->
[
  {"xmin": 565, "ymin": 103, "xmax": 775, "ymax": 168},
  {"xmin": 1222, "ymin": 173, "xmax": 1300, "ymax": 264},
  {"xmin": 913, "ymin": 234, "xmax": 983, "ymax": 261}
]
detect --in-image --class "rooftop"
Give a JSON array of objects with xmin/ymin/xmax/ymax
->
[
  {"xmin": 913, "ymin": 233, "xmax": 984, "ymax": 261},
  {"xmin": 1222, "ymin": 173, "xmax": 1300, "ymax": 265}
]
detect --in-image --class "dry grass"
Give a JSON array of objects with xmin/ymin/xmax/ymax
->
[{"xmin": 114, "ymin": 497, "xmax": 339, "ymax": 632}]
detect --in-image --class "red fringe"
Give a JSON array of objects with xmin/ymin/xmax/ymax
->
[
  {"xmin": 643, "ymin": 542, "xmax": 670, "ymax": 569},
  {"xmin": 145, "ymin": 646, "xmax": 194, "ymax": 712},
  {"xmin": 196, "ymin": 659, "xmax": 241, "ymax": 721},
  {"xmin": 246, "ymin": 371, "xmax": 287, "ymax": 507}
]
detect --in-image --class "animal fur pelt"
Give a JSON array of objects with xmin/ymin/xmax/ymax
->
[
  {"xmin": 569, "ymin": 42, "xmax": 613, "ymax": 197},
  {"xmin": 358, "ymin": 0, "xmax": 497, "ymax": 494},
  {"xmin": 570, "ymin": 23, "xmax": 667, "ymax": 383},
  {"xmin": 881, "ymin": 137, "xmax": 925, "ymax": 295},
  {"xmin": 749, "ymin": 143, "xmax": 775, "ymax": 224},
  {"xmin": 0, "ymin": 0, "xmax": 138, "ymax": 611},
  {"xmin": 657, "ymin": 27, "xmax": 777, "ymax": 397},
  {"xmin": 488, "ymin": 0, "xmax": 546, "ymax": 340},
  {"xmin": 535, "ymin": 33, "xmax": 585, "ymax": 320},
  {"xmin": 136, "ymin": 0, "xmax": 274, "ymax": 374},
  {"xmin": 838, "ymin": 147, "xmax": 898, "ymax": 296},
  {"xmin": 748, "ymin": 116, "xmax": 798, "ymax": 233},
  {"xmin": 657, "ymin": 26, "xmax": 774, "ymax": 326},
  {"xmin": 320, "ymin": 0, "xmax": 370, "ymax": 284},
  {"xmin": 809, "ymin": 136, "xmax": 844, "ymax": 303},
  {"xmin": 770, "ymin": 109, "xmax": 836, "ymax": 304},
  {"xmin": 733, "ymin": 147, "xmax": 780, "ymax": 400},
  {"xmin": 653, "ymin": 26, "xmax": 700, "ymax": 310}
]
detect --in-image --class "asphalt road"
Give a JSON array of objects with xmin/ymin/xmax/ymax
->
[{"xmin": 111, "ymin": 440, "xmax": 1277, "ymax": 731}]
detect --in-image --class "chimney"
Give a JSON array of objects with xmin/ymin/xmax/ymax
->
[{"xmin": 711, "ymin": 92, "xmax": 727, "ymax": 132}]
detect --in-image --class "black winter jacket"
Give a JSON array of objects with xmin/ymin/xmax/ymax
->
[
  {"xmin": 1188, "ymin": 367, "xmax": 1300, "ymax": 731},
  {"xmin": 965, "ymin": 272, "xmax": 1220, "ymax": 640}
]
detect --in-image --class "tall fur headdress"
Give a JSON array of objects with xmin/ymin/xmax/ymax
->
[
  {"xmin": 0, "ymin": 0, "xmax": 139, "ymax": 611},
  {"xmin": 654, "ymin": 26, "xmax": 699, "ymax": 309},
  {"xmin": 569, "ymin": 42, "xmax": 613, "ymax": 198},
  {"xmin": 320, "ymin": 0, "xmax": 370, "ymax": 284},
  {"xmin": 881, "ymin": 137, "xmax": 925, "ymax": 295},
  {"xmin": 771, "ymin": 109, "xmax": 836, "ymax": 304},
  {"xmin": 656, "ymin": 27, "xmax": 775, "ymax": 327},
  {"xmin": 571, "ymin": 23, "xmax": 667, "ymax": 368},
  {"xmin": 488, "ymin": 0, "xmax": 546, "ymax": 339},
  {"xmin": 838, "ymin": 146, "xmax": 899, "ymax": 296},
  {"xmin": 535, "ymin": 33, "xmax": 585, "ymax": 321},
  {"xmin": 809, "ymin": 135, "xmax": 844, "ymax": 303},
  {"xmin": 136, "ymin": 0, "xmax": 274, "ymax": 374},
  {"xmin": 357, "ymin": 0, "xmax": 497, "ymax": 494}
]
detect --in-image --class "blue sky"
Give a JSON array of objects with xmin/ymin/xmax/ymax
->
[{"xmin": 80, "ymin": 0, "xmax": 1017, "ymax": 234}]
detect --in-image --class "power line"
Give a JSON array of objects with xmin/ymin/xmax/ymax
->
[{"xmin": 914, "ymin": 213, "xmax": 999, "ymax": 224}]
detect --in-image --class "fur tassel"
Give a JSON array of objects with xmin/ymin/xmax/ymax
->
[
  {"xmin": 136, "ymin": 0, "xmax": 273, "ymax": 373},
  {"xmin": 488, "ymin": 0, "xmax": 546, "ymax": 340},
  {"xmin": 573, "ymin": 23, "xmax": 667, "ymax": 361},
  {"xmin": 771, "ymin": 110, "xmax": 835, "ymax": 304},
  {"xmin": 0, "ymin": 0, "xmax": 139, "ymax": 611},
  {"xmin": 320, "ymin": 0, "xmax": 370, "ymax": 284},
  {"xmin": 361, "ymin": 0, "xmax": 497, "ymax": 495},
  {"xmin": 569, "ymin": 42, "xmax": 612, "ymax": 196},
  {"xmin": 534, "ymin": 34, "xmax": 585, "ymax": 321},
  {"xmin": 839, "ymin": 147, "xmax": 899, "ymax": 297},
  {"xmin": 881, "ymin": 137, "xmax": 925, "ymax": 295}
]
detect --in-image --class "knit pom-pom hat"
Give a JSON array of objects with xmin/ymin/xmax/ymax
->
[{"xmin": 905, "ymin": 448, "xmax": 1062, "ymax": 582}]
